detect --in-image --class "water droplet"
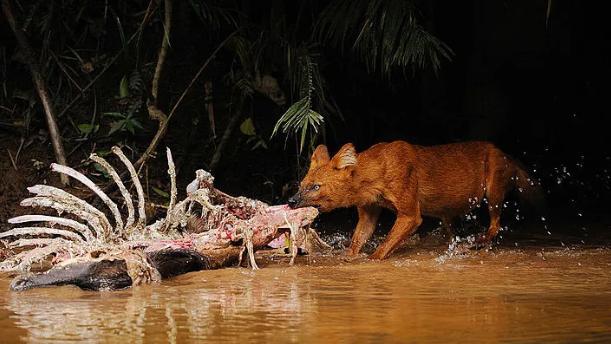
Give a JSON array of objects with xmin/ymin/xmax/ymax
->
[
  {"xmin": 541, "ymin": 216, "xmax": 546, "ymax": 221},
  {"xmin": 547, "ymin": 231, "xmax": 552, "ymax": 235}
]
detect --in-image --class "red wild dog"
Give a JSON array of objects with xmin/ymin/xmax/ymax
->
[{"xmin": 288, "ymin": 141, "xmax": 542, "ymax": 259}]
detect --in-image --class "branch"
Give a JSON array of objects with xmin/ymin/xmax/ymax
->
[
  {"xmin": 1, "ymin": 0, "xmax": 69, "ymax": 185},
  {"xmin": 58, "ymin": 0, "xmax": 156, "ymax": 119},
  {"xmin": 151, "ymin": 0, "xmax": 172, "ymax": 103},
  {"xmin": 134, "ymin": 30, "xmax": 239, "ymax": 169},
  {"xmin": 209, "ymin": 107, "xmax": 242, "ymax": 172}
]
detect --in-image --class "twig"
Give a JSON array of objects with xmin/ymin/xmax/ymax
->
[
  {"xmin": 133, "ymin": 0, "xmax": 173, "ymax": 171},
  {"xmin": 135, "ymin": 0, "xmax": 158, "ymax": 67},
  {"xmin": 168, "ymin": 30, "xmax": 239, "ymax": 121},
  {"xmin": 204, "ymin": 81, "xmax": 216, "ymax": 138},
  {"xmin": 14, "ymin": 137, "xmax": 24, "ymax": 164},
  {"xmin": 6, "ymin": 149, "xmax": 17, "ymax": 170},
  {"xmin": 50, "ymin": 52, "xmax": 83, "ymax": 92},
  {"xmin": 57, "ymin": 1, "xmax": 156, "ymax": 119},
  {"xmin": 134, "ymin": 30, "xmax": 239, "ymax": 170},
  {"xmin": 209, "ymin": 104, "xmax": 242, "ymax": 171}
]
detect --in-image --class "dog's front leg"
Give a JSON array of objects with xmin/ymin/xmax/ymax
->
[
  {"xmin": 347, "ymin": 205, "xmax": 382, "ymax": 255},
  {"xmin": 369, "ymin": 213, "xmax": 422, "ymax": 260}
]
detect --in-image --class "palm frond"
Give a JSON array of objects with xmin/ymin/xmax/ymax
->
[
  {"xmin": 272, "ymin": 54, "xmax": 325, "ymax": 152},
  {"xmin": 188, "ymin": 0, "xmax": 239, "ymax": 33},
  {"xmin": 317, "ymin": 0, "xmax": 453, "ymax": 75},
  {"xmin": 272, "ymin": 97, "xmax": 324, "ymax": 153}
]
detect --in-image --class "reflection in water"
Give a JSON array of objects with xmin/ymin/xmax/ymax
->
[{"xmin": 1, "ymin": 247, "xmax": 611, "ymax": 343}]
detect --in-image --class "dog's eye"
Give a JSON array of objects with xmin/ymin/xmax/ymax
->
[{"xmin": 312, "ymin": 184, "xmax": 320, "ymax": 191}]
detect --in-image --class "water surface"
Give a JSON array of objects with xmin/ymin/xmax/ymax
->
[{"xmin": 1, "ymin": 242, "xmax": 610, "ymax": 343}]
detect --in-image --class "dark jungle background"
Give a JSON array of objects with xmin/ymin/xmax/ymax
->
[{"xmin": 0, "ymin": 0, "xmax": 609, "ymax": 242}]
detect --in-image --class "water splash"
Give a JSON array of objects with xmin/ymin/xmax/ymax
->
[{"xmin": 435, "ymin": 235, "xmax": 476, "ymax": 264}]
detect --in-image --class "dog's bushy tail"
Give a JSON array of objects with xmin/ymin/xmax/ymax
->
[{"xmin": 514, "ymin": 162, "xmax": 546, "ymax": 214}]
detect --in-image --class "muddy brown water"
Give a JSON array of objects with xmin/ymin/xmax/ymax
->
[{"xmin": 1, "ymin": 238, "xmax": 610, "ymax": 343}]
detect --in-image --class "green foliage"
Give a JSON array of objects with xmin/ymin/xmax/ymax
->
[
  {"xmin": 317, "ymin": 0, "xmax": 453, "ymax": 75},
  {"xmin": 119, "ymin": 76, "xmax": 130, "ymax": 99},
  {"xmin": 240, "ymin": 117, "xmax": 269, "ymax": 151},
  {"xmin": 77, "ymin": 123, "xmax": 99, "ymax": 135},
  {"xmin": 104, "ymin": 112, "xmax": 143, "ymax": 135},
  {"xmin": 239, "ymin": 117, "xmax": 256, "ymax": 136},
  {"xmin": 2, "ymin": 0, "xmax": 452, "ymax": 163},
  {"xmin": 151, "ymin": 186, "xmax": 170, "ymax": 199},
  {"xmin": 188, "ymin": 0, "xmax": 239, "ymax": 32},
  {"xmin": 92, "ymin": 162, "xmax": 110, "ymax": 179},
  {"xmin": 272, "ymin": 96, "xmax": 323, "ymax": 152},
  {"xmin": 273, "ymin": 52, "xmax": 326, "ymax": 153}
]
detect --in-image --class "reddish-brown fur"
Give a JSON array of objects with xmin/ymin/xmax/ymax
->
[{"xmin": 289, "ymin": 141, "xmax": 540, "ymax": 259}]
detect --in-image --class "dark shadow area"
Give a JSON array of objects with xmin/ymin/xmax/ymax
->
[{"xmin": 0, "ymin": 0, "xmax": 608, "ymax": 246}]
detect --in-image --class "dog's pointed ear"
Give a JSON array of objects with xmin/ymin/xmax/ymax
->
[
  {"xmin": 310, "ymin": 144, "xmax": 330, "ymax": 170},
  {"xmin": 332, "ymin": 143, "xmax": 357, "ymax": 169}
]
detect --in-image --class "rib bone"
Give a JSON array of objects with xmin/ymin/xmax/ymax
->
[
  {"xmin": 112, "ymin": 146, "xmax": 146, "ymax": 227},
  {"xmin": 51, "ymin": 163, "xmax": 124, "ymax": 233},
  {"xmin": 0, "ymin": 227, "xmax": 84, "ymax": 242},
  {"xmin": 90, "ymin": 153, "xmax": 136, "ymax": 233},
  {"xmin": 8, "ymin": 215, "xmax": 94, "ymax": 242}
]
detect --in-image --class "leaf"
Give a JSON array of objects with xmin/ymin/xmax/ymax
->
[
  {"xmin": 95, "ymin": 149, "xmax": 112, "ymax": 157},
  {"xmin": 130, "ymin": 118, "xmax": 144, "ymax": 130},
  {"xmin": 126, "ymin": 121, "xmax": 135, "ymax": 134},
  {"xmin": 240, "ymin": 117, "xmax": 256, "ymax": 136},
  {"xmin": 119, "ymin": 75, "xmax": 129, "ymax": 99},
  {"xmin": 251, "ymin": 138, "xmax": 268, "ymax": 150},
  {"xmin": 103, "ymin": 112, "xmax": 127, "ymax": 119},
  {"xmin": 152, "ymin": 186, "xmax": 169, "ymax": 199},
  {"xmin": 78, "ymin": 123, "xmax": 99, "ymax": 135},
  {"xmin": 92, "ymin": 163, "xmax": 110, "ymax": 179},
  {"xmin": 316, "ymin": 0, "xmax": 453, "ymax": 75},
  {"xmin": 108, "ymin": 121, "xmax": 124, "ymax": 135}
]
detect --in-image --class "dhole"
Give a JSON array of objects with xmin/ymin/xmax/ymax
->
[{"xmin": 288, "ymin": 141, "xmax": 541, "ymax": 259}]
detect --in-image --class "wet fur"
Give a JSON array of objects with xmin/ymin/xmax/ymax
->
[{"xmin": 290, "ymin": 141, "xmax": 541, "ymax": 259}]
